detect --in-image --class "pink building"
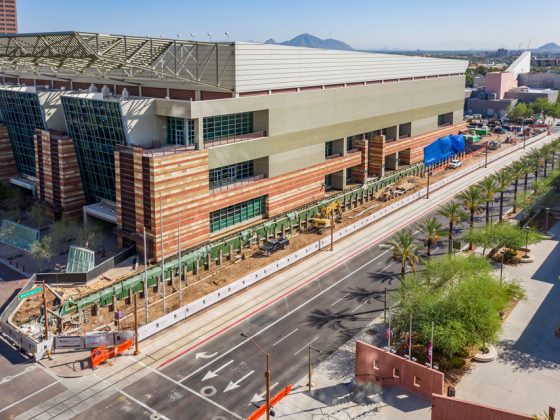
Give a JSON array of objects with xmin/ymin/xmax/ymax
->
[{"xmin": 485, "ymin": 72, "xmax": 518, "ymax": 99}]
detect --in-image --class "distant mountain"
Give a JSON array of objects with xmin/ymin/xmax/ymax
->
[
  {"xmin": 265, "ymin": 33, "xmax": 353, "ymax": 51},
  {"xmin": 534, "ymin": 42, "xmax": 560, "ymax": 52}
]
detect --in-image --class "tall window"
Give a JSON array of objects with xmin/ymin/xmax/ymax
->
[
  {"xmin": 166, "ymin": 117, "xmax": 195, "ymax": 145},
  {"xmin": 209, "ymin": 160, "xmax": 254, "ymax": 189},
  {"xmin": 203, "ymin": 112, "xmax": 254, "ymax": 143},
  {"xmin": 438, "ymin": 112, "xmax": 453, "ymax": 127},
  {"xmin": 61, "ymin": 96, "xmax": 127, "ymax": 203},
  {"xmin": 210, "ymin": 196, "xmax": 266, "ymax": 233},
  {"xmin": 325, "ymin": 141, "xmax": 334, "ymax": 157},
  {"xmin": 0, "ymin": 90, "xmax": 46, "ymax": 177}
]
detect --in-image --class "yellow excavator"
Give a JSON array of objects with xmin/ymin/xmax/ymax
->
[{"xmin": 309, "ymin": 201, "xmax": 343, "ymax": 232}]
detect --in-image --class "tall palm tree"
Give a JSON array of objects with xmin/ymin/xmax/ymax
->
[
  {"xmin": 541, "ymin": 144, "xmax": 553, "ymax": 178},
  {"xmin": 479, "ymin": 176, "xmax": 497, "ymax": 225},
  {"xmin": 385, "ymin": 229, "xmax": 420, "ymax": 277},
  {"xmin": 520, "ymin": 157, "xmax": 532, "ymax": 193},
  {"xmin": 509, "ymin": 161, "xmax": 525, "ymax": 214},
  {"xmin": 550, "ymin": 139, "xmax": 560, "ymax": 171},
  {"xmin": 416, "ymin": 217, "xmax": 444, "ymax": 259},
  {"xmin": 525, "ymin": 148, "xmax": 543, "ymax": 184},
  {"xmin": 494, "ymin": 168, "xmax": 513, "ymax": 223},
  {"xmin": 458, "ymin": 186, "xmax": 483, "ymax": 250},
  {"xmin": 438, "ymin": 202, "xmax": 467, "ymax": 254}
]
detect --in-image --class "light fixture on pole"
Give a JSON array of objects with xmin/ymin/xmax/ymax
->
[
  {"xmin": 207, "ymin": 32, "xmax": 212, "ymax": 41},
  {"xmin": 225, "ymin": 32, "xmax": 230, "ymax": 41},
  {"xmin": 241, "ymin": 333, "xmax": 272, "ymax": 420},
  {"xmin": 308, "ymin": 346, "xmax": 321, "ymax": 393}
]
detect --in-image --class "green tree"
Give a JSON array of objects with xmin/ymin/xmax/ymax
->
[
  {"xmin": 525, "ymin": 148, "xmax": 543, "ymax": 183},
  {"xmin": 509, "ymin": 161, "xmax": 525, "ymax": 214},
  {"xmin": 28, "ymin": 202, "xmax": 48, "ymax": 229},
  {"xmin": 479, "ymin": 177, "xmax": 497, "ymax": 225},
  {"xmin": 494, "ymin": 169, "xmax": 513, "ymax": 223},
  {"xmin": 458, "ymin": 186, "xmax": 483, "ymax": 250},
  {"xmin": 529, "ymin": 98, "xmax": 554, "ymax": 116},
  {"xmin": 464, "ymin": 224, "xmax": 543, "ymax": 255},
  {"xmin": 509, "ymin": 103, "xmax": 529, "ymax": 122},
  {"xmin": 438, "ymin": 202, "xmax": 467, "ymax": 254},
  {"xmin": 49, "ymin": 219, "xmax": 81, "ymax": 254},
  {"xmin": 416, "ymin": 217, "xmax": 444, "ymax": 259},
  {"xmin": 30, "ymin": 236, "xmax": 54, "ymax": 272},
  {"xmin": 385, "ymin": 229, "xmax": 420, "ymax": 277}
]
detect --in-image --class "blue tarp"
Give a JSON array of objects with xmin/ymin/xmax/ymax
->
[{"xmin": 424, "ymin": 134, "xmax": 465, "ymax": 165}]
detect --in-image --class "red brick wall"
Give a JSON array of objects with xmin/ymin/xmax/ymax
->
[
  {"xmin": 0, "ymin": 124, "xmax": 17, "ymax": 180},
  {"xmin": 355, "ymin": 341, "xmax": 444, "ymax": 400},
  {"xmin": 431, "ymin": 394, "xmax": 533, "ymax": 420}
]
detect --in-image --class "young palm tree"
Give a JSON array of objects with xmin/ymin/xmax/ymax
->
[
  {"xmin": 458, "ymin": 186, "xmax": 483, "ymax": 250},
  {"xmin": 478, "ymin": 176, "xmax": 497, "ymax": 225},
  {"xmin": 509, "ymin": 161, "xmax": 525, "ymax": 214},
  {"xmin": 416, "ymin": 217, "xmax": 444, "ymax": 259},
  {"xmin": 494, "ymin": 168, "xmax": 513, "ymax": 223},
  {"xmin": 438, "ymin": 201, "xmax": 467, "ymax": 254},
  {"xmin": 385, "ymin": 229, "xmax": 420, "ymax": 277}
]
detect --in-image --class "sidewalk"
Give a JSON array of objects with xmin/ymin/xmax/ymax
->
[{"xmin": 457, "ymin": 221, "xmax": 560, "ymax": 415}]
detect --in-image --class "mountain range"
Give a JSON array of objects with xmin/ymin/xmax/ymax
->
[
  {"xmin": 265, "ymin": 33, "xmax": 353, "ymax": 51},
  {"xmin": 533, "ymin": 42, "xmax": 560, "ymax": 52}
]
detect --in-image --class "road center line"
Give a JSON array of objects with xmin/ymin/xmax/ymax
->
[
  {"xmin": 294, "ymin": 337, "xmax": 319, "ymax": 356},
  {"xmin": 330, "ymin": 293, "xmax": 349, "ymax": 306},
  {"xmin": 272, "ymin": 328, "xmax": 299, "ymax": 347},
  {"xmin": 351, "ymin": 302, "xmax": 366, "ymax": 314},
  {"xmin": 0, "ymin": 379, "xmax": 61, "ymax": 414}
]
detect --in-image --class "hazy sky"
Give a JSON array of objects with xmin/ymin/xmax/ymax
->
[{"xmin": 17, "ymin": 0, "xmax": 560, "ymax": 50}]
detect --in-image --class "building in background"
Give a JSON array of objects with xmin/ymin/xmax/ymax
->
[
  {"xmin": 466, "ymin": 51, "xmax": 559, "ymax": 118},
  {"xmin": 0, "ymin": 31, "xmax": 467, "ymax": 261},
  {"xmin": 0, "ymin": 0, "xmax": 16, "ymax": 34}
]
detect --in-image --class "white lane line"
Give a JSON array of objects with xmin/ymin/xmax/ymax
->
[
  {"xmin": 181, "ymin": 247, "xmax": 393, "ymax": 382},
  {"xmin": 132, "ymin": 357, "xmax": 242, "ymax": 419},
  {"xmin": 330, "ymin": 292, "xmax": 349, "ymax": 307},
  {"xmin": 0, "ymin": 379, "xmax": 61, "ymax": 413},
  {"xmin": 376, "ymin": 264, "xmax": 393, "ymax": 274},
  {"xmin": 0, "ymin": 365, "xmax": 37, "ymax": 384},
  {"xmin": 294, "ymin": 337, "xmax": 319, "ymax": 356},
  {"xmin": 272, "ymin": 328, "xmax": 299, "ymax": 347},
  {"xmin": 351, "ymin": 302, "xmax": 366, "ymax": 314}
]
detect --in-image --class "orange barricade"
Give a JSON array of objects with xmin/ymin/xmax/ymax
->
[
  {"xmin": 90, "ymin": 339, "xmax": 133, "ymax": 369},
  {"xmin": 247, "ymin": 384, "xmax": 292, "ymax": 420}
]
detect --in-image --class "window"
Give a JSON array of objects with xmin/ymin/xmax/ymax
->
[
  {"xmin": 203, "ymin": 112, "xmax": 254, "ymax": 143},
  {"xmin": 393, "ymin": 368, "xmax": 400, "ymax": 378},
  {"xmin": 399, "ymin": 122, "xmax": 411, "ymax": 139},
  {"xmin": 324, "ymin": 174, "xmax": 333, "ymax": 190},
  {"xmin": 438, "ymin": 112, "xmax": 453, "ymax": 127},
  {"xmin": 61, "ymin": 96, "xmax": 127, "ymax": 203},
  {"xmin": 209, "ymin": 160, "xmax": 254, "ymax": 189},
  {"xmin": 347, "ymin": 134, "xmax": 361, "ymax": 151},
  {"xmin": 166, "ymin": 117, "xmax": 195, "ymax": 145},
  {"xmin": 210, "ymin": 196, "xmax": 266, "ymax": 233},
  {"xmin": 346, "ymin": 167, "xmax": 353, "ymax": 183},
  {"xmin": 414, "ymin": 376, "xmax": 421, "ymax": 387},
  {"xmin": 373, "ymin": 360, "xmax": 380, "ymax": 370},
  {"xmin": 0, "ymin": 89, "xmax": 47, "ymax": 177},
  {"xmin": 325, "ymin": 141, "xmax": 335, "ymax": 158}
]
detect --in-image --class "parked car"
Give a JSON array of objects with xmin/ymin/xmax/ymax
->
[
  {"xmin": 259, "ymin": 237, "xmax": 289, "ymax": 256},
  {"xmin": 448, "ymin": 159, "xmax": 462, "ymax": 169},
  {"xmin": 493, "ymin": 127, "xmax": 506, "ymax": 134},
  {"xmin": 487, "ymin": 141, "xmax": 501, "ymax": 150}
]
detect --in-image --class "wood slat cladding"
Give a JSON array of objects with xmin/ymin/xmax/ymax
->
[
  {"xmin": 351, "ymin": 140, "xmax": 368, "ymax": 183},
  {"xmin": 34, "ymin": 130, "xmax": 85, "ymax": 219},
  {"xmin": 115, "ymin": 146, "xmax": 361, "ymax": 262},
  {"xmin": 0, "ymin": 124, "xmax": 17, "ymax": 180}
]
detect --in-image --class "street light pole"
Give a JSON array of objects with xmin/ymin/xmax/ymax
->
[
  {"xmin": 524, "ymin": 227, "xmax": 530, "ymax": 259},
  {"xmin": 308, "ymin": 346, "xmax": 321, "ymax": 393},
  {"xmin": 42, "ymin": 280, "xmax": 48, "ymax": 341},
  {"xmin": 133, "ymin": 293, "xmax": 139, "ymax": 355},
  {"xmin": 143, "ymin": 227, "xmax": 149, "ymax": 323},
  {"xmin": 545, "ymin": 207, "xmax": 550, "ymax": 233},
  {"xmin": 330, "ymin": 211, "xmax": 334, "ymax": 251},
  {"xmin": 484, "ymin": 143, "xmax": 488, "ymax": 168},
  {"xmin": 160, "ymin": 194, "xmax": 166, "ymax": 315},
  {"xmin": 383, "ymin": 287, "xmax": 387, "ymax": 323},
  {"xmin": 425, "ymin": 165, "xmax": 431, "ymax": 199},
  {"xmin": 241, "ymin": 334, "xmax": 271, "ymax": 420},
  {"xmin": 177, "ymin": 214, "xmax": 183, "ymax": 307}
]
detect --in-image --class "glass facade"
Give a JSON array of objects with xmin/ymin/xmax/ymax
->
[
  {"xmin": 0, "ymin": 90, "xmax": 46, "ymax": 177},
  {"xmin": 210, "ymin": 195, "xmax": 266, "ymax": 233},
  {"xmin": 61, "ymin": 96, "xmax": 127, "ymax": 203},
  {"xmin": 203, "ymin": 112, "xmax": 253, "ymax": 143},
  {"xmin": 209, "ymin": 160, "xmax": 254, "ymax": 189},
  {"xmin": 166, "ymin": 116, "xmax": 195, "ymax": 145}
]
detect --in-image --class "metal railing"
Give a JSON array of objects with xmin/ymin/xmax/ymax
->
[
  {"xmin": 204, "ymin": 130, "xmax": 267, "ymax": 147},
  {"xmin": 210, "ymin": 174, "xmax": 266, "ymax": 193}
]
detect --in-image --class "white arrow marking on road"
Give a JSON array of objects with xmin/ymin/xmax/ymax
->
[
  {"xmin": 223, "ymin": 370, "xmax": 255, "ymax": 393},
  {"xmin": 196, "ymin": 351, "xmax": 218, "ymax": 360},
  {"xmin": 249, "ymin": 382, "xmax": 279, "ymax": 404},
  {"xmin": 201, "ymin": 359, "xmax": 234, "ymax": 381}
]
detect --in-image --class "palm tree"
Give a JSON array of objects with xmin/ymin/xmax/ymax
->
[
  {"xmin": 520, "ymin": 157, "xmax": 532, "ymax": 193},
  {"xmin": 509, "ymin": 161, "xmax": 525, "ymax": 214},
  {"xmin": 525, "ymin": 148, "xmax": 543, "ymax": 184},
  {"xmin": 416, "ymin": 217, "xmax": 444, "ymax": 259},
  {"xmin": 438, "ymin": 202, "xmax": 467, "ymax": 254},
  {"xmin": 550, "ymin": 139, "xmax": 560, "ymax": 171},
  {"xmin": 479, "ymin": 176, "xmax": 497, "ymax": 225},
  {"xmin": 385, "ymin": 229, "xmax": 420, "ymax": 277},
  {"xmin": 541, "ymin": 144, "xmax": 553, "ymax": 178},
  {"xmin": 494, "ymin": 169, "xmax": 513, "ymax": 223},
  {"xmin": 458, "ymin": 186, "xmax": 483, "ymax": 250}
]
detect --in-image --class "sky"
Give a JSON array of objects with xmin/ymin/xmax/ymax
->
[{"xmin": 17, "ymin": 0, "xmax": 560, "ymax": 50}]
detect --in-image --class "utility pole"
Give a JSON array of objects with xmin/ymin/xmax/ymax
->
[
  {"xmin": 42, "ymin": 280, "xmax": 48, "ymax": 341},
  {"xmin": 308, "ymin": 346, "xmax": 321, "ymax": 393},
  {"xmin": 409, "ymin": 314, "xmax": 412, "ymax": 359},
  {"xmin": 178, "ymin": 214, "xmax": 183, "ymax": 307},
  {"xmin": 430, "ymin": 321, "xmax": 434, "ymax": 369},
  {"xmin": 425, "ymin": 165, "xmax": 431, "ymax": 199},
  {"xmin": 387, "ymin": 310, "xmax": 391, "ymax": 352},
  {"xmin": 242, "ymin": 333, "xmax": 271, "ymax": 420},
  {"xmin": 160, "ymin": 194, "xmax": 166, "ymax": 315},
  {"xmin": 133, "ymin": 293, "xmax": 139, "ymax": 355},
  {"xmin": 484, "ymin": 143, "xmax": 488, "ymax": 168},
  {"xmin": 143, "ymin": 227, "xmax": 149, "ymax": 323},
  {"xmin": 330, "ymin": 211, "xmax": 334, "ymax": 251},
  {"xmin": 383, "ymin": 287, "xmax": 387, "ymax": 323}
]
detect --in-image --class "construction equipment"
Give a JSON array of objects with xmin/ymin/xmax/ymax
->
[
  {"xmin": 309, "ymin": 201, "xmax": 342, "ymax": 232},
  {"xmin": 90, "ymin": 338, "xmax": 133, "ymax": 369},
  {"xmin": 377, "ymin": 179, "xmax": 417, "ymax": 201}
]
